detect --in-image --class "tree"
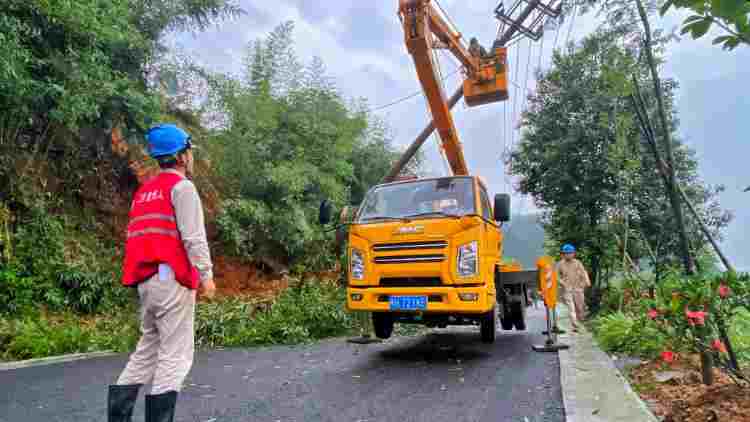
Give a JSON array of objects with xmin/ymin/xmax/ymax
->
[
  {"xmin": 0, "ymin": 0, "xmax": 242, "ymax": 207},
  {"xmin": 659, "ymin": 0, "xmax": 750, "ymax": 50},
  {"xmin": 510, "ymin": 28, "xmax": 731, "ymax": 309},
  {"xmin": 510, "ymin": 30, "xmax": 636, "ymax": 301},
  {"xmin": 209, "ymin": 22, "xmax": 419, "ymax": 273}
]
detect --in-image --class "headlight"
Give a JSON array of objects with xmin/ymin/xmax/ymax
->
[
  {"xmin": 457, "ymin": 241, "xmax": 478, "ymax": 277},
  {"xmin": 350, "ymin": 248, "xmax": 365, "ymax": 280},
  {"xmin": 458, "ymin": 292, "xmax": 479, "ymax": 301}
]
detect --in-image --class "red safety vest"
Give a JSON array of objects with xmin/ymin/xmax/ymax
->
[{"xmin": 122, "ymin": 171, "xmax": 199, "ymax": 290}]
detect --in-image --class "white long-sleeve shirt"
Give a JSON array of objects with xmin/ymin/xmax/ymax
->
[{"xmin": 166, "ymin": 169, "xmax": 213, "ymax": 284}]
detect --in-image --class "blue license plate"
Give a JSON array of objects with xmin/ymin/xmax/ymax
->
[{"xmin": 389, "ymin": 295, "xmax": 427, "ymax": 311}]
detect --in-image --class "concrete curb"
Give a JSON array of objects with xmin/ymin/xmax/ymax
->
[
  {"xmin": 0, "ymin": 351, "xmax": 118, "ymax": 371},
  {"xmin": 555, "ymin": 307, "xmax": 659, "ymax": 422}
]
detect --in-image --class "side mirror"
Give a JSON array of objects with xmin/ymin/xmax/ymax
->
[
  {"xmin": 494, "ymin": 193, "xmax": 510, "ymax": 222},
  {"xmin": 319, "ymin": 200, "xmax": 333, "ymax": 225}
]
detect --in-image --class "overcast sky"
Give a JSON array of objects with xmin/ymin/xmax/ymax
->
[{"xmin": 172, "ymin": 1, "xmax": 749, "ymax": 270}]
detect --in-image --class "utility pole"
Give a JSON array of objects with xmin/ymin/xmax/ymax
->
[{"xmin": 633, "ymin": 0, "xmax": 696, "ymax": 276}]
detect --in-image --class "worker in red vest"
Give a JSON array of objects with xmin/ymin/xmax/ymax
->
[{"xmin": 108, "ymin": 124, "xmax": 215, "ymax": 422}]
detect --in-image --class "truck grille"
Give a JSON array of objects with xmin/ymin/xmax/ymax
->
[
  {"xmin": 373, "ymin": 254, "xmax": 446, "ymax": 264},
  {"xmin": 372, "ymin": 241, "xmax": 448, "ymax": 252},
  {"xmin": 379, "ymin": 277, "xmax": 443, "ymax": 287}
]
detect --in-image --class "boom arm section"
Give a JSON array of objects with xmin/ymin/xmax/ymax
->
[
  {"xmin": 399, "ymin": 0, "xmax": 470, "ymax": 176},
  {"xmin": 398, "ymin": 0, "xmax": 508, "ymax": 176}
]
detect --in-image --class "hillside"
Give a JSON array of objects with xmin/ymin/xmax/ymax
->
[{"xmin": 502, "ymin": 212, "xmax": 546, "ymax": 269}]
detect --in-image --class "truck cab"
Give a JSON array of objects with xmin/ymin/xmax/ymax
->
[{"xmin": 321, "ymin": 176, "xmax": 531, "ymax": 343}]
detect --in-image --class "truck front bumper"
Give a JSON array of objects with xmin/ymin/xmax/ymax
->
[{"xmin": 346, "ymin": 285, "xmax": 495, "ymax": 314}]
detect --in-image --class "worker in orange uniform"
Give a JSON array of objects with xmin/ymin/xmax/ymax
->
[
  {"xmin": 555, "ymin": 244, "xmax": 590, "ymax": 332},
  {"xmin": 108, "ymin": 124, "xmax": 215, "ymax": 422}
]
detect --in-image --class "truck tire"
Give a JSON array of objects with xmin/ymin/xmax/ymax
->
[
  {"xmin": 372, "ymin": 312, "xmax": 394, "ymax": 339},
  {"xmin": 511, "ymin": 302, "xmax": 527, "ymax": 331},
  {"xmin": 480, "ymin": 307, "xmax": 497, "ymax": 343}
]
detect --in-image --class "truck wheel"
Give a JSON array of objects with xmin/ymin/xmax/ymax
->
[
  {"xmin": 372, "ymin": 312, "xmax": 394, "ymax": 339},
  {"xmin": 480, "ymin": 307, "xmax": 497, "ymax": 343},
  {"xmin": 498, "ymin": 303, "xmax": 513, "ymax": 330},
  {"xmin": 511, "ymin": 302, "xmax": 527, "ymax": 331}
]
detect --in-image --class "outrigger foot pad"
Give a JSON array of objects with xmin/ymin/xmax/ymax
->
[
  {"xmin": 532, "ymin": 339, "xmax": 570, "ymax": 352},
  {"xmin": 347, "ymin": 335, "xmax": 382, "ymax": 344}
]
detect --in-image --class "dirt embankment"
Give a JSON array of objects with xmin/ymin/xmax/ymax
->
[{"xmin": 629, "ymin": 355, "xmax": 750, "ymax": 422}]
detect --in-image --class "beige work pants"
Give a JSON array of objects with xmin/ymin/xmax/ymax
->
[
  {"xmin": 561, "ymin": 287, "xmax": 586, "ymax": 328},
  {"xmin": 117, "ymin": 265, "xmax": 196, "ymax": 394}
]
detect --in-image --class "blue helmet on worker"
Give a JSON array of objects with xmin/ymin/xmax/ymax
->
[
  {"xmin": 146, "ymin": 124, "xmax": 192, "ymax": 159},
  {"xmin": 560, "ymin": 244, "xmax": 576, "ymax": 254}
]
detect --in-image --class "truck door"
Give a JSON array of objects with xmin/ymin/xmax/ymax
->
[{"xmin": 478, "ymin": 185, "xmax": 501, "ymax": 282}]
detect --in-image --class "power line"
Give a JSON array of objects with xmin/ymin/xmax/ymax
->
[
  {"xmin": 510, "ymin": 40, "xmax": 521, "ymax": 155},
  {"xmin": 565, "ymin": 3, "xmax": 578, "ymax": 48},
  {"xmin": 371, "ymin": 68, "xmax": 461, "ymax": 111},
  {"xmin": 538, "ymin": 23, "xmax": 545, "ymax": 73},
  {"xmin": 553, "ymin": 13, "xmax": 562, "ymax": 51},
  {"xmin": 514, "ymin": 37, "xmax": 533, "ymax": 149}
]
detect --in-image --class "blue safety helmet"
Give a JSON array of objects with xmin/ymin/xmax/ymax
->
[
  {"xmin": 146, "ymin": 124, "xmax": 192, "ymax": 158},
  {"xmin": 561, "ymin": 244, "xmax": 576, "ymax": 254}
]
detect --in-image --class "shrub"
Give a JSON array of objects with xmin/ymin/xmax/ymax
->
[
  {"xmin": 0, "ymin": 266, "xmax": 36, "ymax": 315},
  {"xmin": 195, "ymin": 279, "xmax": 357, "ymax": 348},
  {"xmin": 592, "ymin": 312, "xmax": 667, "ymax": 358},
  {"xmin": 1, "ymin": 201, "xmax": 135, "ymax": 315},
  {"xmin": 216, "ymin": 198, "xmax": 338, "ymax": 273},
  {"xmin": 639, "ymin": 270, "xmax": 750, "ymax": 384},
  {"xmin": 730, "ymin": 309, "xmax": 750, "ymax": 363},
  {"xmin": 0, "ymin": 310, "xmax": 140, "ymax": 361}
]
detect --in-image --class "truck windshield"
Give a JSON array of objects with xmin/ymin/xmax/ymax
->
[{"xmin": 357, "ymin": 178, "xmax": 476, "ymax": 222}]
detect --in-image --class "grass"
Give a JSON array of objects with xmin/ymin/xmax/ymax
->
[
  {"xmin": 0, "ymin": 280, "xmax": 367, "ymax": 361},
  {"xmin": 0, "ymin": 309, "xmax": 141, "ymax": 361},
  {"xmin": 0, "ymin": 278, "xmax": 471, "ymax": 362},
  {"xmin": 730, "ymin": 308, "xmax": 750, "ymax": 364}
]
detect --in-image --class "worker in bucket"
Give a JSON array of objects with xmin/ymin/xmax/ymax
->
[
  {"xmin": 555, "ymin": 244, "xmax": 590, "ymax": 332},
  {"xmin": 108, "ymin": 124, "xmax": 215, "ymax": 422}
]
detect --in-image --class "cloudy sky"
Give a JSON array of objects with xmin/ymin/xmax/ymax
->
[{"xmin": 172, "ymin": 1, "xmax": 749, "ymax": 270}]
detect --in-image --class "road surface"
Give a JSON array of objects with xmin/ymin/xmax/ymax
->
[{"xmin": 1, "ymin": 307, "xmax": 564, "ymax": 422}]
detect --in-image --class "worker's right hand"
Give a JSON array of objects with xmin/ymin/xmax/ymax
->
[{"xmin": 200, "ymin": 279, "xmax": 217, "ymax": 299}]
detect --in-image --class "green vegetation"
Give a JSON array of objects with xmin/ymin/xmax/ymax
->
[
  {"xmin": 658, "ymin": 0, "xmax": 750, "ymax": 50},
  {"xmin": 0, "ymin": 201, "xmax": 132, "ymax": 316},
  {"xmin": 1, "ymin": 280, "xmax": 372, "ymax": 361},
  {"xmin": 207, "ymin": 22, "xmax": 421, "ymax": 273},
  {"xmin": 0, "ymin": 3, "xmax": 414, "ymax": 361},
  {"xmin": 0, "ymin": 0, "xmax": 743, "ymax": 366},
  {"xmin": 510, "ymin": 27, "xmax": 731, "ymax": 313},
  {"xmin": 591, "ymin": 271, "xmax": 750, "ymax": 384},
  {"xmin": 591, "ymin": 312, "xmax": 667, "ymax": 358},
  {"xmin": 195, "ymin": 280, "xmax": 357, "ymax": 348}
]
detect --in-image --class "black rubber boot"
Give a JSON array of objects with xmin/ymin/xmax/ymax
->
[
  {"xmin": 108, "ymin": 384, "xmax": 141, "ymax": 422},
  {"xmin": 145, "ymin": 391, "xmax": 178, "ymax": 422}
]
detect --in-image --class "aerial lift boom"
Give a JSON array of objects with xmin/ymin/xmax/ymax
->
[
  {"xmin": 397, "ymin": 0, "xmax": 509, "ymax": 176},
  {"xmin": 386, "ymin": 0, "xmax": 560, "ymax": 183}
]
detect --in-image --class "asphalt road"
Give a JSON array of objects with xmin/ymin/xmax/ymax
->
[{"xmin": 1, "ymin": 307, "xmax": 564, "ymax": 422}]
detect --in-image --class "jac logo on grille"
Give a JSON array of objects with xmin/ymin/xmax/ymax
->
[{"xmin": 394, "ymin": 225, "xmax": 424, "ymax": 235}]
